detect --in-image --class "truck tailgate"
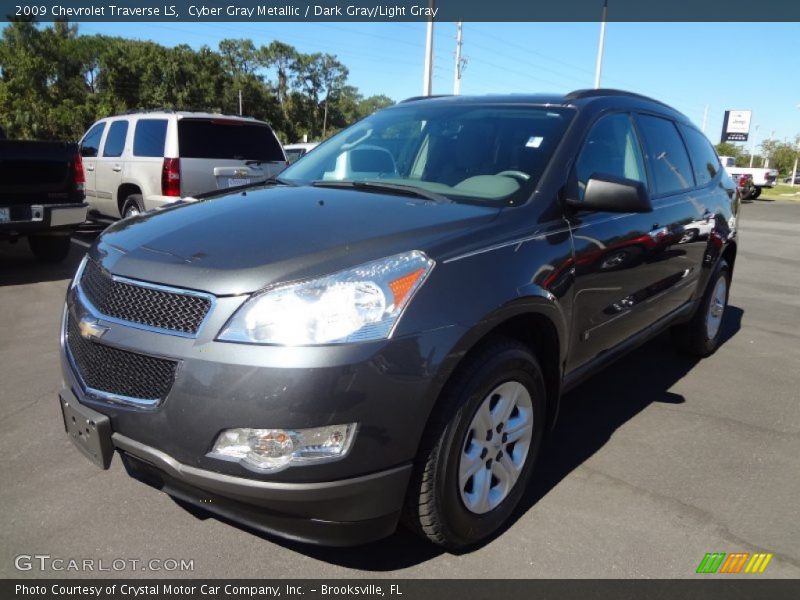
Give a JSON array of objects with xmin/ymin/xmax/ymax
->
[{"xmin": 0, "ymin": 140, "xmax": 78, "ymax": 205}]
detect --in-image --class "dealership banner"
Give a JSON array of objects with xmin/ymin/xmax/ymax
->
[
  {"xmin": 4, "ymin": 0, "xmax": 800, "ymax": 22},
  {"xmin": 721, "ymin": 110, "xmax": 753, "ymax": 143},
  {"xmin": 4, "ymin": 580, "xmax": 800, "ymax": 600}
]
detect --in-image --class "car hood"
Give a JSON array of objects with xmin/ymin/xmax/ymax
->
[{"xmin": 92, "ymin": 185, "xmax": 499, "ymax": 295}]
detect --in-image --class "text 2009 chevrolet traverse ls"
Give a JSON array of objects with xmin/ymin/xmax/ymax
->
[{"xmin": 60, "ymin": 90, "xmax": 738, "ymax": 550}]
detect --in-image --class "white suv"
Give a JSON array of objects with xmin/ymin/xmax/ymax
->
[{"xmin": 78, "ymin": 111, "xmax": 287, "ymax": 219}]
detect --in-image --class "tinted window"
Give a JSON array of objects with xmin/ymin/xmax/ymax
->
[
  {"xmin": 102, "ymin": 121, "xmax": 128, "ymax": 158},
  {"xmin": 636, "ymin": 115, "xmax": 695, "ymax": 195},
  {"xmin": 678, "ymin": 124, "xmax": 719, "ymax": 187},
  {"xmin": 133, "ymin": 119, "xmax": 168, "ymax": 157},
  {"xmin": 575, "ymin": 113, "xmax": 646, "ymax": 199},
  {"xmin": 80, "ymin": 122, "xmax": 106, "ymax": 158},
  {"xmin": 178, "ymin": 120, "xmax": 285, "ymax": 161}
]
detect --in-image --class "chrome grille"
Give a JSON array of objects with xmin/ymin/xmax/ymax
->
[
  {"xmin": 80, "ymin": 259, "xmax": 211, "ymax": 335},
  {"xmin": 66, "ymin": 315, "xmax": 178, "ymax": 403}
]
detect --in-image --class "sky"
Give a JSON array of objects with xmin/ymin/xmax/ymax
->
[{"xmin": 32, "ymin": 21, "xmax": 800, "ymax": 147}]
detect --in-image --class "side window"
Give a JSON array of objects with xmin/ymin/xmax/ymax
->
[
  {"xmin": 80, "ymin": 122, "xmax": 106, "ymax": 158},
  {"xmin": 575, "ymin": 113, "xmax": 646, "ymax": 199},
  {"xmin": 102, "ymin": 120, "xmax": 129, "ymax": 158},
  {"xmin": 678, "ymin": 124, "xmax": 720, "ymax": 187},
  {"xmin": 635, "ymin": 115, "xmax": 695, "ymax": 195},
  {"xmin": 133, "ymin": 119, "xmax": 168, "ymax": 157}
]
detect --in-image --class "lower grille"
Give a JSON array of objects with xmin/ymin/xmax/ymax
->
[{"xmin": 66, "ymin": 315, "xmax": 178, "ymax": 403}]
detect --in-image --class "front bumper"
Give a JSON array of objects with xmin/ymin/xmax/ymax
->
[{"xmin": 60, "ymin": 265, "xmax": 467, "ymax": 544}]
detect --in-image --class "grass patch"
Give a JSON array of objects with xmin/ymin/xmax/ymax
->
[{"xmin": 758, "ymin": 184, "xmax": 800, "ymax": 202}]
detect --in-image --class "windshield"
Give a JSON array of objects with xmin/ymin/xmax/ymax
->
[{"xmin": 280, "ymin": 103, "xmax": 574, "ymax": 205}]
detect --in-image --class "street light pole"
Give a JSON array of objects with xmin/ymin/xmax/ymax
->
[
  {"xmin": 422, "ymin": 0, "xmax": 435, "ymax": 96},
  {"xmin": 593, "ymin": 0, "xmax": 608, "ymax": 89}
]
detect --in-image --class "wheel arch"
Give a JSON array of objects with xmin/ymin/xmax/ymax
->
[
  {"xmin": 117, "ymin": 183, "xmax": 143, "ymax": 215},
  {"xmin": 430, "ymin": 298, "xmax": 568, "ymax": 436}
]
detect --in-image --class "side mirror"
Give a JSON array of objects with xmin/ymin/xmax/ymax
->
[{"xmin": 566, "ymin": 173, "xmax": 652, "ymax": 213}]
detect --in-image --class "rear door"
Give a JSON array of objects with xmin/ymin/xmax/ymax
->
[
  {"xmin": 177, "ymin": 118, "xmax": 287, "ymax": 196},
  {"xmin": 94, "ymin": 119, "xmax": 129, "ymax": 217}
]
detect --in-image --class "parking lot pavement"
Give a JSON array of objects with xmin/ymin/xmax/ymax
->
[{"xmin": 1, "ymin": 203, "xmax": 799, "ymax": 579}]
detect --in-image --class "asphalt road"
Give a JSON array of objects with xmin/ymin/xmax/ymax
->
[{"xmin": 1, "ymin": 202, "xmax": 799, "ymax": 579}]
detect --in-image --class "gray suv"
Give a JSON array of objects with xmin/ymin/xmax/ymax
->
[
  {"xmin": 78, "ymin": 111, "xmax": 287, "ymax": 219},
  {"xmin": 60, "ymin": 90, "xmax": 738, "ymax": 550}
]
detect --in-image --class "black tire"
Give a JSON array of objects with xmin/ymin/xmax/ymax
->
[
  {"xmin": 671, "ymin": 259, "xmax": 731, "ymax": 357},
  {"xmin": 27, "ymin": 234, "xmax": 71, "ymax": 264},
  {"xmin": 402, "ymin": 337, "xmax": 546, "ymax": 550},
  {"xmin": 751, "ymin": 188, "xmax": 762, "ymax": 199},
  {"xmin": 121, "ymin": 194, "xmax": 144, "ymax": 219}
]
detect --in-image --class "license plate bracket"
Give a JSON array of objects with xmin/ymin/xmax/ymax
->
[{"xmin": 60, "ymin": 393, "xmax": 114, "ymax": 469}]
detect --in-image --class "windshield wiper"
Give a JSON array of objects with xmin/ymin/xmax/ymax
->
[
  {"xmin": 264, "ymin": 175, "xmax": 296, "ymax": 186},
  {"xmin": 311, "ymin": 180, "xmax": 451, "ymax": 203}
]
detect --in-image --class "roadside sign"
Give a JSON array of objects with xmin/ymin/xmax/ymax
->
[{"xmin": 721, "ymin": 110, "xmax": 752, "ymax": 142}]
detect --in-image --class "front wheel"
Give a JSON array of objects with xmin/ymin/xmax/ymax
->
[
  {"xmin": 403, "ymin": 337, "xmax": 546, "ymax": 550},
  {"xmin": 28, "ymin": 234, "xmax": 71, "ymax": 264},
  {"xmin": 751, "ymin": 187, "xmax": 762, "ymax": 199},
  {"xmin": 671, "ymin": 260, "xmax": 730, "ymax": 356}
]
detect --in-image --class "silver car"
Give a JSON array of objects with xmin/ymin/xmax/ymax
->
[{"xmin": 78, "ymin": 111, "xmax": 287, "ymax": 219}]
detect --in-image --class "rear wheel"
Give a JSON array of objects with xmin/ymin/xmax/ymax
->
[
  {"xmin": 122, "ymin": 194, "xmax": 144, "ymax": 219},
  {"xmin": 28, "ymin": 234, "xmax": 71, "ymax": 264},
  {"xmin": 671, "ymin": 259, "xmax": 730, "ymax": 356},
  {"xmin": 751, "ymin": 187, "xmax": 762, "ymax": 200},
  {"xmin": 403, "ymin": 337, "xmax": 546, "ymax": 550}
]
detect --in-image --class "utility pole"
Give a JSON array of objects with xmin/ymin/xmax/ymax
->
[
  {"xmin": 701, "ymin": 104, "xmax": 709, "ymax": 133},
  {"xmin": 749, "ymin": 124, "xmax": 759, "ymax": 168},
  {"xmin": 593, "ymin": 0, "xmax": 608, "ymax": 89},
  {"xmin": 453, "ymin": 22, "xmax": 464, "ymax": 95},
  {"xmin": 422, "ymin": 0, "xmax": 435, "ymax": 96},
  {"xmin": 238, "ymin": 89, "xmax": 243, "ymax": 116},
  {"xmin": 764, "ymin": 130, "xmax": 774, "ymax": 168}
]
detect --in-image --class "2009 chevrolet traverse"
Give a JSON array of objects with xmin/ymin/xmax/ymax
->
[{"xmin": 60, "ymin": 90, "xmax": 739, "ymax": 550}]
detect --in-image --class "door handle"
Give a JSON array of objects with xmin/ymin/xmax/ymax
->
[
  {"xmin": 85, "ymin": 165, "xmax": 95, "ymax": 172},
  {"xmin": 112, "ymin": 165, "xmax": 122, "ymax": 172}
]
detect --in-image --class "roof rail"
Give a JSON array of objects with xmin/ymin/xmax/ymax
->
[
  {"xmin": 120, "ymin": 108, "xmax": 177, "ymax": 115},
  {"xmin": 399, "ymin": 94, "xmax": 453, "ymax": 103},
  {"xmin": 565, "ymin": 88, "xmax": 672, "ymax": 109}
]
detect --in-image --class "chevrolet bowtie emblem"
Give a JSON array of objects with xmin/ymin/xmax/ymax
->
[
  {"xmin": 234, "ymin": 168, "xmax": 248, "ymax": 177},
  {"xmin": 78, "ymin": 317, "xmax": 108, "ymax": 341}
]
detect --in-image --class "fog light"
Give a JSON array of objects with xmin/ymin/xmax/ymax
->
[{"xmin": 209, "ymin": 424, "xmax": 357, "ymax": 472}]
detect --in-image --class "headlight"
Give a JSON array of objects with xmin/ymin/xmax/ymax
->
[{"xmin": 218, "ymin": 250, "xmax": 434, "ymax": 345}]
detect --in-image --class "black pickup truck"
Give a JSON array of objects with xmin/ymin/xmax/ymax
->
[{"xmin": 0, "ymin": 129, "xmax": 88, "ymax": 263}]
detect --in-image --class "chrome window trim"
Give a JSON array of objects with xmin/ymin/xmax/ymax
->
[{"xmin": 76, "ymin": 260, "xmax": 217, "ymax": 339}]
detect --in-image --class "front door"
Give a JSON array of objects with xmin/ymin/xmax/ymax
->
[
  {"xmin": 94, "ymin": 119, "xmax": 129, "ymax": 217},
  {"xmin": 566, "ymin": 112, "xmax": 703, "ymax": 371}
]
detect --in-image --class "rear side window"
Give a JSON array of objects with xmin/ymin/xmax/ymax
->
[
  {"xmin": 575, "ymin": 113, "xmax": 647, "ymax": 199},
  {"xmin": 678, "ymin": 124, "xmax": 720, "ymax": 187},
  {"xmin": 133, "ymin": 119, "xmax": 168, "ymax": 157},
  {"xmin": 635, "ymin": 115, "xmax": 695, "ymax": 196},
  {"xmin": 81, "ymin": 122, "xmax": 106, "ymax": 158},
  {"xmin": 102, "ymin": 121, "xmax": 128, "ymax": 158},
  {"xmin": 177, "ymin": 120, "xmax": 284, "ymax": 162}
]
